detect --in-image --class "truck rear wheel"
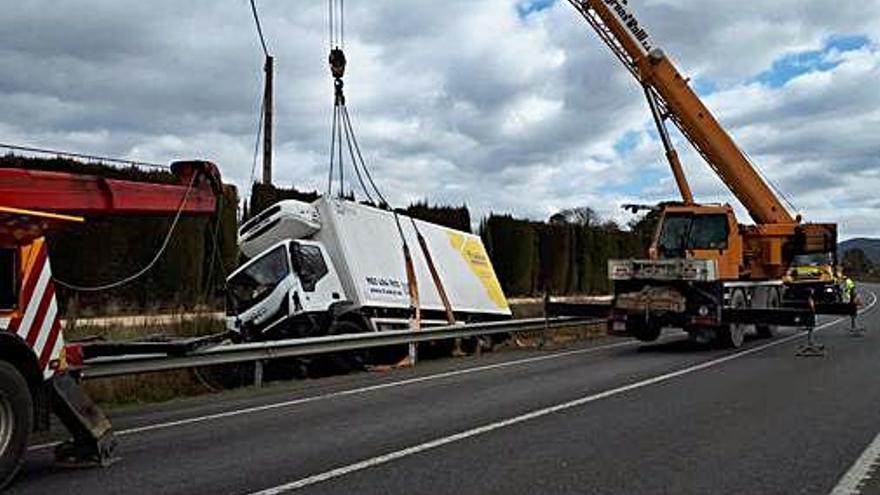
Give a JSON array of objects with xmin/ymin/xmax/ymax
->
[
  {"xmin": 0, "ymin": 361, "xmax": 33, "ymax": 489},
  {"xmin": 718, "ymin": 289, "xmax": 749, "ymax": 348},
  {"xmin": 756, "ymin": 288, "xmax": 780, "ymax": 339},
  {"xmin": 628, "ymin": 318, "xmax": 662, "ymax": 342}
]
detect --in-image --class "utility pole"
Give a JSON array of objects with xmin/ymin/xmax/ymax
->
[{"xmin": 262, "ymin": 55, "xmax": 274, "ymax": 185}]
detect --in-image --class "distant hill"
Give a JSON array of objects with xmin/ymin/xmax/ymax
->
[{"xmin": 839, "ymin": 238, "xmax": 880, "ymax": 264}]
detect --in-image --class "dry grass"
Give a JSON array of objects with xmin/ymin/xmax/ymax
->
[
  {"xmin": 64, "ymin": 314, "xmax": 224, "ymax": 342},
  {"xmin": 64, "ymin": 316, "xmax": 227, "ymax": 407},
  {"xmin": 510, "ymin": 321, "xmax": 607, "ymax": 350}
]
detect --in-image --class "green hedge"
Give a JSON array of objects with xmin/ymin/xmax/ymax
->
[
  {"xmin": 481, "ymin": 214, "xmax": 650, "ymax": 296},
  {"xmin": 405, "ymin": 201, "xmax": 471, "ymax": 233},
  {"xmin": 247, "ymin": 183, "xmax": 320, "ymax": 220}
]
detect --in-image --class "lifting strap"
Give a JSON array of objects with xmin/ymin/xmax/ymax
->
[
  {"xmin": 326, "ymin": 0, "xmax": 422, "ymax": 364},
  {"xmin": 411, "ymin": 218, "xmax": 455, "ymax": 324}
]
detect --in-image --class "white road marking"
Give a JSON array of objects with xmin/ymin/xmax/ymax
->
[
  {"xmin": 28, "ymin": 338, "xmax": 638, "ymax": 451},
  {"xmin": 248, "ymin": 295, "xmax": 878, "ymax": 495},
  {"xmin": 831, "ymin": 431, "xmax": 880, "ymax": 495}
]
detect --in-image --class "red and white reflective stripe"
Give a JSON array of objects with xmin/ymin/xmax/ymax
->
[{"xmin": 6, "ymin": 243, "xmax": 64, "ymax": 377}]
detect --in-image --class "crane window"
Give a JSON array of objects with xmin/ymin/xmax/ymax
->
[
  {"xmin": 0, "ymin": 249, "xmax": 16, "ymax": 311},
  {"xmin": 658, "ymin": 214, "xmax": 729, "ymax": 256},
  {"xmin": 291, "ymin": 244, "xmax": 328, "ymax": 292},
  {"xmin": 689, "ymin": 215, "xmax": 729, "ymax": 250},
  {"xmin": 226, "ymin": 246, "xmax": 290, "ymax": 314}
]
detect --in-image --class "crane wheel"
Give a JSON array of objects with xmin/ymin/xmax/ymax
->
[
  {"xmin": 756, "ymin": 288, "xmax": 781, "ymax": 338},
  {"xmin": 0, "ymin": 361, "xmax": 33, "ymax": 489},
  {"xmin": 718, "ymin": 289, "xmax": 749, "ymax": 348}
]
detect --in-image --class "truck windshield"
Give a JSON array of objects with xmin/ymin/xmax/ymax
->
[
  {"xmin": 657, "ymin": 214, "xmax": 728, "ymax": 257},
  {"xmin": 226, "ymin": 246, "xmax": 289, "ymax": 314}
]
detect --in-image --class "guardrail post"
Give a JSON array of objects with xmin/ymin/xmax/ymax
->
[
  {"xmin": 254, "ymin": 360, "xmax": 264, "ymax": 387},
  {"xmin": 541, "ymin": 291, "xmax": 550, "ymax": 349},
  {"xmin": 408, "ymin": 342, "xmax": 418, "ymax": 366}
]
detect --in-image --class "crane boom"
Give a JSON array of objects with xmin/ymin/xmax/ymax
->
[
  {"xmin": 0, "ymin": 160, "xmax": 221, "ymax": 216},
  {"xmin": 569, "ymin": 0, "xmax": 795, "ymax": 225}
]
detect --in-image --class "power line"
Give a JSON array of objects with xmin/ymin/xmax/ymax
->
[
  {"xmin": 248, "ymin": 94, "xmax": 265, "ymax": 189},
  {"xmin": 0, "ymin": 142, "xmax": 169, "ymax": 169},
  {"xmin": 742, "ymin": 148, "xmax": 800, "ymax": 215},
  {"xmin": 248, "ymin": 0, "xmax": 270, "ymax": 57}
]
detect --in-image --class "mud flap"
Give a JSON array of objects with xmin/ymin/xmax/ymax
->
[{"xmin": 50, "ymin": 372, "xmax": 117, "ymax": 467}]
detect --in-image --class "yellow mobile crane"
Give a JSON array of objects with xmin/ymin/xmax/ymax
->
[{"xmin": 566, "ymin": 0, "xmax": 844, "ymax": 346}]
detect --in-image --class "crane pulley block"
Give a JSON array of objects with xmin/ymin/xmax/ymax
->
[{"xmin": 329, "ymin": 47, "xmax": 346, "ymax": 79}]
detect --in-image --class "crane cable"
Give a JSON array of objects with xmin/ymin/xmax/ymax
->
[
  {"xmin": 325, "ymin": 0, "xmax": 421, "ymax": 349},
  {"xmin": 53, "ymin": 172, "xmax": 199, "ymax": 292},
  {"xmin": 325, "ymin": 0, "xmax": 387, "ymax": 205}
]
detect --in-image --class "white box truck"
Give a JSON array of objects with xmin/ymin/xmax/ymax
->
[{"xmin": 226, "ymin": 198, "xmax": 511, "ymax": 340}]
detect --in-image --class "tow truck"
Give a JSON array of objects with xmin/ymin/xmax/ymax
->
[
  {"xmin": 0, "ymin": 160, "xmax": 221, "ymax": 487},
  {"xmin": 560, "ymin": 0, "xmax": 854, "ymax": 346}
]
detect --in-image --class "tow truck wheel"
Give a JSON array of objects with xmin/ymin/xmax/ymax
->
[
  {"xmin": 0, "ymin": 361, "xmax": 33, "ymax": 489},
  {"xmin": 756, "ymin": 288, "xmax": 780, "ymax": 338},
  {"xmin": 719, "ymin": 289, "xmax": 749, "ymax": 348},
  {"xmin": 628, "ymin": 318, "xmax": 662, "ymax": 342}
]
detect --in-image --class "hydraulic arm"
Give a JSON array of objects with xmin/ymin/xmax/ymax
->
[
  {"xmin": 569, "ymin": 0, "xmax": 793, "ymax": 225},
  {"xmin": 0, "ymin": 160, "xmax": 221, "ymax": 215}
]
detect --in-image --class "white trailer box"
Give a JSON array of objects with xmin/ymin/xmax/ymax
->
[
  {"xmin": 231, "ymin": 198, "xmax": 509, "ymax": 338},
  {"xmin": 319, "ymin": 199, "xmax": 509, "ymax": 316}
]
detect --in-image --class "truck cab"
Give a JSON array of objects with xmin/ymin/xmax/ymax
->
[
  {"xmin": 650, "ymin": 205, "xmax": 742, "ymax": 280},
  {"xmin": 226, "ymin": 239, "xmax": 345, "ymax": 340}
]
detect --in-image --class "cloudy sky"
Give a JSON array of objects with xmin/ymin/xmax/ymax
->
[{"xmin": 1, "ymin": 0, "xmax": 879, "ymax": 238}]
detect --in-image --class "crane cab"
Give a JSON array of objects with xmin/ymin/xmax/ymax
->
[{"xmin": 650, "ymin": 204, "xmax": 742, "ymax": 281}]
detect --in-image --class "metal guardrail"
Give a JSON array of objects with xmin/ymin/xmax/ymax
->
[
  {"xmin": 78, "ymin": 316, "xmax": 601, "ymax": 379},
  {"xmin": 65, "ymin": 296, "xmax": 611, "ymax": 329}
]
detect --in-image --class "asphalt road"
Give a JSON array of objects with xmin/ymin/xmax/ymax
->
[{"xmin": 14, "ymin": 286, "xmax": 880, "ymax": 494}]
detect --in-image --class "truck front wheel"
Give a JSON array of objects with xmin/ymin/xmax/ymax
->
[
  {"xmin": 0, "ymin": 361, "xmax": 33, "ymax": 489},
  {"xmin": 327, "ymin": 320, "xmax": 370, "ymax": 372}
]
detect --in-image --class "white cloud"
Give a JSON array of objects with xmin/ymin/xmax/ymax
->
[{"xmin": 1, "ymin": 0, "xmax": 879, "ymax": 240}]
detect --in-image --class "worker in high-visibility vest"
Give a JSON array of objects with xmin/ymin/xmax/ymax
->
[{"xmin": 843, "ymin": 276, "xmax": 856, "ymax": 303}]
